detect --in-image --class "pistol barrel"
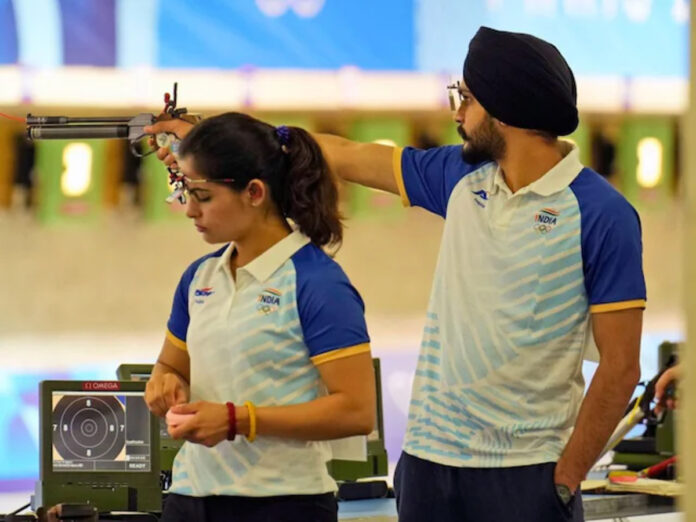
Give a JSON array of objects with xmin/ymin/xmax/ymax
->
[
  {"xmin": 27, "ymin": 125, "xmax": 130, "ymax": 140},
  {"xmin": 26, "ymin": 115, "xmax": 133, "ymax": 125}
]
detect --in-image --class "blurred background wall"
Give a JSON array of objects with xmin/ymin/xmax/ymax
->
[{"xmin": 0, "ymin": 0, "xmax": 689, "ymax": 499}]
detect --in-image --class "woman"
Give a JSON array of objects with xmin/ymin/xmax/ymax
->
[{"xmin": 144, "ymin": 113, "xmax": 375, "ymax": 522}]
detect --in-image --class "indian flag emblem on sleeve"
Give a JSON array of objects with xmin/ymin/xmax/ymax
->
[
  {"xmin": 534, "ymin": 208, "xmax": 560, "ymax": 234},
  {"xmin": 257, "ymin": 288, "xmax": 282, "ymax": 315}
]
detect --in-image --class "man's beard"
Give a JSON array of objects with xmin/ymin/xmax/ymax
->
[{"xmin": 457, "ymin": 119, "xmax": 505, "ymax": 164}]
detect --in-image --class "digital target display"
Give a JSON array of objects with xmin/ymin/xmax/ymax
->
[{"xmin": 51, "ymin": 392, "xmax": 151, "ymax": 472}]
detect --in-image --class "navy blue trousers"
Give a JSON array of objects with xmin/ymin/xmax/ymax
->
[
  {"xmin": 394, "ymin": 452, "xmax": 583, "ymax": 522},
  {"xmin": 161, "ymin": 492, "xmax": 337, "ymax": 522}
]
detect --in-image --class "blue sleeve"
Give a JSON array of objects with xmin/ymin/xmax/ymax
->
[
  {"xmin": 571, "ymin": 170, "xmax": 647, "ymax": 311},
  {"xmin": 166, "ymin": 247, "xmax": 225, "ymax": 345},
  {"xmin": 398, "ymin": 145, "xmax": 488, "ymax": 217},
  {"xmin": 293, "ymin": 245, "xmax": 370, "ymax": 359},
  {"xmin": 166, "ymin": 264, "xmax": 195, "ymax": 345}
]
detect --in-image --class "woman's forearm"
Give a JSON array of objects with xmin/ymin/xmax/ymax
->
[{"xmin": 236, "ymin": 391, "xmax": 375, "ymax": 441}]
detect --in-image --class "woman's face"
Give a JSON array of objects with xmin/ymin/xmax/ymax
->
[{"xmin": 178, "ymin": 156, "xmax": 259, "ymax": 244}]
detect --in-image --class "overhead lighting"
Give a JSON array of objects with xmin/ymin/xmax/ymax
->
[
  {"xmin": 60, "ymin": 143, "xmax": 93, "ymax": 197},
  {"xmin": 636, "ymin": 137, "xmax": 663, "ymax": 188}
]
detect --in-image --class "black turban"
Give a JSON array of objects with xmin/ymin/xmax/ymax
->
[{"xmin": 463, "ymin": 27, "xmax": 578, "ymax": 136}]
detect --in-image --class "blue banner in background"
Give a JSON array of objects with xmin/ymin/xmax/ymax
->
[
  {"xmin": 59, "ymin": 0, "xmax": 116, "ymax": 66},
  {"xmin": 156, "ymin": 0, "xmax": 415, "ymax": 69},
  {"xmin": 416, "ymin": 0, "xmax": 689, "ymax": 77},
  {"xmin": 0, "ymin": 0, "xmax": 18, "ymax": 64},
  {"xmin": 1, "ymin": 0, "xmax": 689, "ymax": 76}
]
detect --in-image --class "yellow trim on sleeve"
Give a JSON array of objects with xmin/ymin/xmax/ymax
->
[
  {"xmin": 392, "ymin": 146, "xmax": 410, "ymax": 207},
  {"xmin": 166, "ymin": 329, "xmax": 188, "ymax": 351},
  {"xmin": 590, "ymin": 300, "xmax": 646, "ymax": 314},
  {"xmin": 311, "ymin": 343, "xmax": 372, "ymax": 366}
]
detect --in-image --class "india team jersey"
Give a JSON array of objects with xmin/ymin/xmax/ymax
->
[
  {"xmin": 394, "ymin": 143, "xmax": 646, "ymax": 468},
  {"xmin": 165, "ymin": 231, "xmax": 371, "ymax": 496}
]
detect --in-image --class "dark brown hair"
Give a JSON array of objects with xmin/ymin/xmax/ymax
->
[{"xmin": 178, "ymin": 112, "xmax": 342, "ymax": 248}]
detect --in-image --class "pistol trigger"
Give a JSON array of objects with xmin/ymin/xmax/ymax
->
[{"xmin": 130, "ymin": 141, "xmax": 145, "ymax": 158}]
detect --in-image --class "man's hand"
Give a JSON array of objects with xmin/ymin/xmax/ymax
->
[
  {"xmin": 554, "ymin": 461, "xmax": 580, "ymax": 493},
  {"xmin": 143, "ymin": 119, "xmax": 195, "ymax": 170},
  {"xmin": 168, "ymin": 401, "xmax": 229, "ymax": 447},
  {"xmin": 145, "ymin": 372, "xmax": 190, "ymax": 417}
]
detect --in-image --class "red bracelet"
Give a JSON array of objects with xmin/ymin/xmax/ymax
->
[{"xmin": 226, "ymin": 402, "xmax": 236, "ymax": 441}]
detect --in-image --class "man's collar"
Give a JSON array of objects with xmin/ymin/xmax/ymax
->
[
  {"xmin": 215, "ymin": 230, "xmax": 311, "ymax": 282},
  {"xmin": 491, "ymin": 141, "xmax": 583, "ymax": 197}
]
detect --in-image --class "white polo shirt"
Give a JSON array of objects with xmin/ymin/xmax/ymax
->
[
  {"xmin": 165, "ymin": 231, "xmax": 371, "ymax": 496},
  {"xmin": 394, "ymin": 143, "xmax": 646, "ymax": 468}
]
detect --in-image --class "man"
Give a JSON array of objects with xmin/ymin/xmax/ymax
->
[{"xmin": 146, "ymin": 26, "xmax": 645, "ymax": 522}]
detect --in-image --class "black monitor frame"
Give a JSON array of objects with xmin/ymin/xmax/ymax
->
[{"xmin": 38, "ymin": 380, "xmax": 160, "ymax": 493}]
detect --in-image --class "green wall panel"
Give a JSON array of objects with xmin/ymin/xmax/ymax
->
[
  {"xmin": 618, "ymin": 118, "xmax": 674, "ymax": 209},
  {"xmin": 35, "ymin": 140, "xmax": 106, "ymax": 224}
]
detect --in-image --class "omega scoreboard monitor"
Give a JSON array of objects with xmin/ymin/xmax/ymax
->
[{"xmin": 32, "ymin": 380, "xmax": 161, "ymax": 513}]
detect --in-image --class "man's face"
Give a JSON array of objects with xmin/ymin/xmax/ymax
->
[{"xmin": 455, "ymin": 81, "xmax": 506, "ymax": 164}]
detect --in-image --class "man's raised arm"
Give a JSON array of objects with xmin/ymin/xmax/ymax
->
[{"xmin": 314, "ymin": 133, "xmax": 399, "ymax": 194}]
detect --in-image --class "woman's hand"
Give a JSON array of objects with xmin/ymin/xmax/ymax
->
[
  {"xmin": 144, "ymin": 119, "xmax": 195, "ymax": 171},
  {"xmin": 168, "ymin": 401, "xmax": 229, "ymax": 447},
  {"xmin": 145, "ymin": 372, "xmax": 190, "ymax": 417}
]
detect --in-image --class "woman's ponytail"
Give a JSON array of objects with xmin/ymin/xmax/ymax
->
[{"xmin": 281, "ymin": 126, "xmax": 343, "ymax": 249}]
